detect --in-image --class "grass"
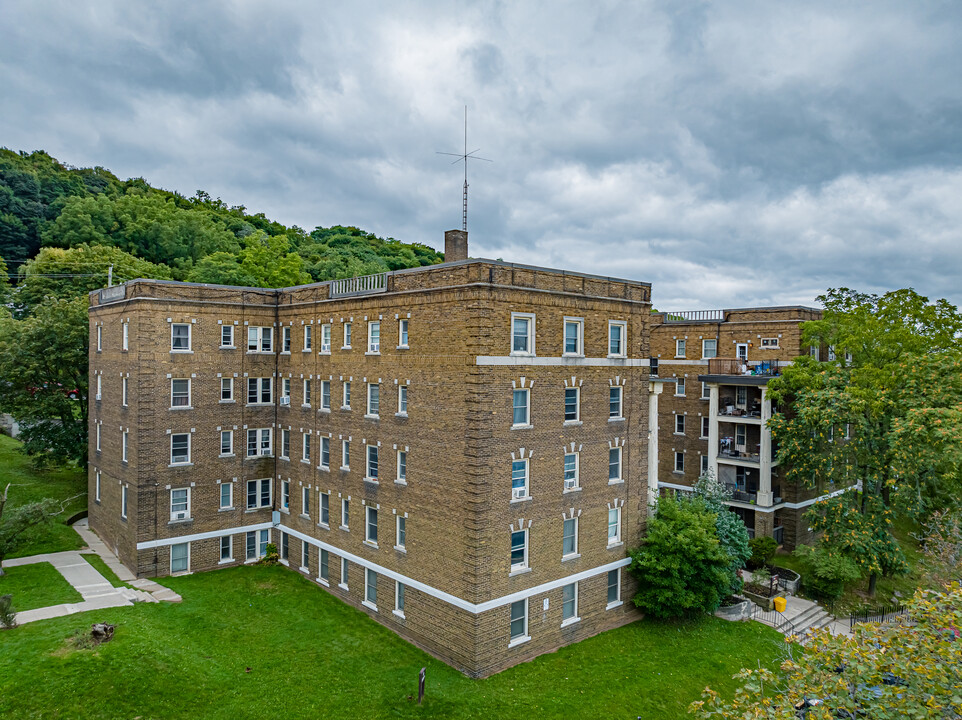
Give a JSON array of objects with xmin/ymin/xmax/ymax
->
[
  {"xmin": 80, "ymin": 553, "xmax": 131, "ymax": 588},
  {"xmin": 0, "ymin": 434, "xmax": 87, "ymax": 559},
  {"xmin": 0, "ymin": 562, "xmax": 83, "ymax": 611},
  {"xmin": 0, "ymin": 564, "xmax": 787, "ymax": 720}
]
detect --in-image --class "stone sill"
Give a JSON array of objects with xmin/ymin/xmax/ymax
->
[
  {"xmin": 606, "ymin": 600, "xmax": 624, "ymax": 611},
  {"xmin": 607, "ymin": 541, "xmax": 624, "ymax": 549},
  {"xmin": 509, "ymin": 567, "xmax": 531, "ymax": 578},
  {"xmin": 508, "ymin": 635, "xmax": 531, "ymax": 649},
  {"xmin": 510, "ymin": 495, "xmax": 532, "ymax": 504},
  {"xmin": 560, "ymin": 616, "xmax": 581, "ymax": 628},
  {"xmin": 563, "ymin": 420, "xmax": 583, "ymax": 427},
  {"xmin": 362, "ymin": 600, "xmax": 378, "ymax": 612},
  {"xmin": 561, "ymin": 553, "xmax": 581, "ymax": 563},
  {"xmin": 511, "ymin": 424, "xmax": 533, "ymax": 431}
]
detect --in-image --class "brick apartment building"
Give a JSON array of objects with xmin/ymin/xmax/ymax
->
[{"xmin": 87, "ymin": 231, "xmax": 655, "ymax": 677}]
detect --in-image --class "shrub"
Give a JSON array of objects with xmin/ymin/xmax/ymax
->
[
  {"xmin": 794, "ymin": 544, "xmax": 861, "ymax": 601},
  {"xmin": 0, "ymin": 594, "xmax": 17, "ymax": 629},
  {"xmin": 747, "ymin": 537, "xmax": 778, "ymax": 570},
  {"xmin": 258, "ymin": 543, "xmax": 280, "ymax": 566}
]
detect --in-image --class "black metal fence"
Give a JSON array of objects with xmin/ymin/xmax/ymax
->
[
  {"xmin": 849, "ymin": 603, "xmax": 906, "ymax": 630},
  {"xmin": 751, "ymin": 603, "xmax": 796, "ymax": 636}
]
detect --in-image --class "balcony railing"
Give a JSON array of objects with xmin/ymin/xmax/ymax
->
[
  {"xmin": 661, "ymin": 309, "xmax": 725, "ymax": 322},
  {"xmin": 719, "ymin": 447, "xmax": 761, "ymax": 463},
  {"xmin": 330, "ymin": 272, "xmax": 388, "ymax": 298},
  {"xmin": 707, "ymin": 358, "xmax": 781, "ymax": 377}
]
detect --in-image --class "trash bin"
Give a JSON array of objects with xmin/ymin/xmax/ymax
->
[{"xmin": 774, "ymin": 596, "xmax": 787, "ymax": 613}]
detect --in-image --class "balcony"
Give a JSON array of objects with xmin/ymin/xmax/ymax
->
[
  {"xmin": 719, "ymin": 447, "xmax": 761, "ymax": 463},
  {"xmin": 707, "ymin": 358, "xmax": 780, "ymax": 377}
]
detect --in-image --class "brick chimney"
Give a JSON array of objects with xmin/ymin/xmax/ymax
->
[{"xmin": 444, "ymin": 229, "xmax": 468, "ymax": 262}]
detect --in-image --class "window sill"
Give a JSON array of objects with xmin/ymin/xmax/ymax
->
[
  {"xmin": 341, "ymin": 345, "xmax": 352, "ymax": 351},
  {"xmin": 244, "ymin": 558, "xmax": 259, "ymax": 565},
  {"xmin": 511, "ymin": 424, "xmax": 533, "ymax": 430},
  {"xmin": 318, "ymin": 465, "xmax": 330, "ymax": 473},
  {"xmin": 561, "ymin": 553, "xmax": 581, "ymax": 563},
  {"xmin": 245, "ymin": 455, "xmax": 274, "ymax": 460},
  {"xmin": 301, "ymin": 404, "xmax": 311, "ymax": 409},
  {"xmin": 363, "ymin": 477, "xmax": 379, "ymax": 485},
  {"xmin": 219, "ymin": 400, "xmax": 236, "ymax": 404},
  {"xmin": 245, "ymin": 507, "xmax": 270, "ymax": 513},
  {"xmin": 168, "ymin": 463, "xmax": 193, "ymax": 469},
  {"xmin": 395, "ymin": 412, "xmax": 408, "ymax": 418},
  {"xmin": 563, "ymin": 487, "xmax": 582, "ymax": 494},
  {"xmin": 279, "ymin": 350, "xmax": 290, "ymax": 355},
  {"xmin": 317, "ymin": 577, "xmax": 329, "ymax": 587},
  {"xmin": 673, "ymin": 432, "xmax": 686, "ymax": 437},
  {"xmin": 339, "ymin": 525, "xmax": 349, "ymax": 532},
  {"xmin": 340, "ymin": 406, "xmax": 351, "ymax": 411},
  {"xmin": 508, "ymin": 635, "xmax": 531, "ymax": 649},
  {"xmin": 340, "ymin": 465, "xmax": 350, "ymax": 472},
  {"xmin": 318, "ymin": 408, "xmax": 331, "ymax": 414},
  {"xmin": 563, "ymin": 420, "xmax": 582, "ymax": 427},
  {"xmin": 394, "ymin": 545, "xmax": 406, "ymax": 554},
  {"xmin": 607, "ymin": 541, "xmax": 624, "ymax": 549},
  {"xmin": 317, "ymin": 522, "xmax": 329, "ymax": 530},
  {"xmin": 279, "ymin": 559, "xmax": 290, "ymax": 567},
  {"xmin": 170, "ymin": 350, "xmax": 193, "ymax": 355},
  {"xmin": 672, "ymin": 470, "xmax": 685, "ymax": 476},
  {"xmin": 299, "ymin": 565, "xmax": 310, "ymax": 574},
  {"xmin": 299, "ymin": 513, "xmax": 310, "ymax": 520},
  {"xmin": 392, "ymin": 609, "xmax": 406, "ymax": 620},
  {"xmin": 510, "ymin": 495, "xmax": 531, "ymax": 504},
  {"xmin": 219, "ymin": 453, "xmax": 235, "ymax": 459},
  {"xmin": 220, "ymin": 345, "xmax": 237, "ymax": 351},
  {"xmin": 338, "ymin": 583, "xmax": 348, "ymax": 591},
  {"xmin": 280, "ymin": 456, "xmax": 290, "ymax": 462},
  {"xmin": 363, "ymin": 540, "xmax": 378, "ymax": 549},
  {"xmin": 363, "ymin": 414, "xmax": 380, "ymax": 421},
  {"xmin": 606, "ymin": 600, "xmax": 624, "ymax": 611},
  {"xmin": 246, "ymin": 351, "xmax": 275, "ymax": 356},
  {"xmin": 362, "ymin": 600, "xmax": 378, "ymax": 612},
  {"xmin": 300, "ymin": 459, "xmax": 311, "ymax": 465},
  {"xmin": 608, "ymin": 479, "xmax": 624, "ymax": 485},
  {"xmin": 509, "ymin": 352, "xmax": 536, "ymax": 358},
  {"xmin": 168, "ymin": 518, "xmax": 193, "ymax": 526},
  {"xmin": 169, "ymin": 406, "xmax": 194, "ymax": 411},
  {"xmin": 364, "ymin": 351, "xmax": 380, "ymax": 356},
  {"xmin": 279, "ymin": 507, "xmax": 290, "ymax": 514},
  {"xmin": 608, "ymin": 416, "xmax": 625, "ymax": 423},
  {"xmin": 302, "ymin": 349, "xmax": 312, "ymax": 353},
  {"xmin": 218, "ymin": 506, "xmax": 235, "ymax": 512},
  {"xmin": 318, "ymin": 350, "xmax": 331, "ymax": 356},
  {"xmin": 561, "ymin": 616, "xmax": 581, "ymax": 628},
  {"xmin": 218, "ymin": 558, "xmax": 235, "ymax": 565},
  {"xmin": 607, "ymin": 354, "xmax": 627, "ymax": 360},
  {"xmin": 395, "ymin": 479, "xmax": 407, "ymax": 486},
  {"xmin": 509, "ymin": 566, "xmax": 531, "ymax": 577},
  {"xmin": 699, "ymin": 436, "xmax": 709, "ymax": 440}
]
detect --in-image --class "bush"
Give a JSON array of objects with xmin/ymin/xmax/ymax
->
[
  {"xmin": 794, "ymin": 545, "xmax": 861, "ymax": 601},
  {"xmin": 0, "ymin": 594, "xmax": 17, "ymax": 629},
  {"xmin": 747, "ymin": 537, "xmax": 778, "ymax": 570},
  {"xmin": 258, "ymin": 543, "xmax": 280, "ymax": 566}
]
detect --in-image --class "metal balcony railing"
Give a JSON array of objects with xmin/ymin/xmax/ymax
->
[
  {"xmin": 330, "ymin": 272, "xmax": 388, "ymax": 298},
  {"xmin": 661, "ymin": 309, "xmax": 725, "ymax": 322}
]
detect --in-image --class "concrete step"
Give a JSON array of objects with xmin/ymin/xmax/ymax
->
[{"xmin": 118, "ymin": 587, "xmax": 159, "ymax": 604}]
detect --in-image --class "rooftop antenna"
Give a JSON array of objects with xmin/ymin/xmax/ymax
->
[{"xmin": 437, "ymin": 106, "xmax": 492, "ymax": 232}]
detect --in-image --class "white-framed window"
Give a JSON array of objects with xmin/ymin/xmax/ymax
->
[
  {"xmin": 608, "ymin": 321, "xmax": 626, "ymax": 357},
  {"xmin": 509, "ymin": 599, "xmax": 528, "ymax": 643},
  {"xmin": 320, "ymin": 492, "xmax": 330, "ymax": 526},
  {"xmin": 301, "ymin": 379, "xmax": 310, "ymax": 407},
  {"xmin": 368, "ymin": 321, "xmax": 380, "ymax": 353},
  {"xmin": 246, "ymin": 478, "xmax": 271, "ymax": 509},
  {"xmin": 761, "ymin": 337, "xmax": 779, "ymax": 348},
  {"xmin": 170, "ymin": 433, "xmax": 190, "ymax": 465},
  {"xmin": 121, "ymin": 485, "xmax": 128, "ymax": 519},
  {"xmin": 675, "ymin": 339, "xmax": 686, "ymax": 358},
  {"xmin": 397, "ymin": 385, "xmax": 408, "ymax": 416},
  {"xmin": 650, "ymin": 358, "xmax": 659, "ymax": 376},
  {"xmin": 701, "ymin": 381, "xmax": 710, "ymax": 399},
  {"xmin": 247, "ymin": 378, "xmax": 273, "ymax": 405},
  {"xmin": 396, "ymin": 516, "xmax": 406, "ymax": 549},
  {"xmin": 279, "ymin": 532, "xmax": 289, "ymax": 562},
  {"xmin": 367, "ymin": 383, "xmax": 379, "ymax": 416},
  {"xmin": 844, "ymin": 423, "xmax": 851, "ymax": 440},
  {"xmin": 511, "ymin": 313, "xmax": 535, "ymax": 355},
  {"xmin": 122, "ymin": 377, "xmax": 128, "ymax": 407},
  {"xmin": 702, "ymin": 338, "xmax": 717, "ymax": 359},
  {"xmin": 96, "ymin": 374, "xmax": 101, "ymax": 401},
  {"xmin": 810, "ymin": 345, "xmax": 820, "ymax": 360},
  {"xmin": 246, "ymin": 428, "xmax": 272, "ymax": 457},
  {"xmin": 343, "ymin": 322, "xmax": 352, "ymax": 349},
  {"xmin": 609, "ymin": 447, "xmax": 622, "ymax": 482},
  {"xmin": 246, "ymin": 529, "xmax": 269, "ymax": 560},
  {"xmin": 321, "ymin": 381, "xmax": 331, "ymax": 411},
  {"xmin": 675, "ymin": 378, "xmax": 686, "ymax": 396},
  {"xmin": 675, "ymin": 414, "xmax": 686, "ymax": 434},
  {"xmin": 561, "ymin": 582, "xmax": 578, "ymax": 624},
  {"xmin": 511, "ymin": 458, "xmax": 528, "ymax": 500},
  {"xmin": 398, "ymin": 319, "xmax": 409, "ymax": 348},
  {"xmin": 96, "ymin": 422, "xmax": 101, "ymax": 452},
  {"xmin": 303, "ymin": 325, "xmax": 312, "ymax": 351},
  {"xmin": 366, "ymin": 445, "xmax": 379, "ymax": 481},
  {"xmin": 171, "ymin": 542, "xmax": 189, "ymax": 573},
  {"xmin": 341, "ymin": 440, "xmax": 350, "ymax": 469},
  {"xmin": 320, "ymin": 437, "xmax": 330, "ymax": 469},
  {"xmin": 607, "ymin": 568, "xmax": 621, "ymax": 607},
  {"xmin": 171, "ymin": 323, "xmax": 190, "ymax": 351},
  {"xmin": 221, "ymin": 324, "xmax": 234, "ymax": 348},
  {"xmin": 280, "ymin": 429, "xmax": 290, "ymax": 460},
  {"xmin": 609, "ymin": 386, "xmax": 623, "ymax": 419},
  {"xmin": 320, "ymin": 549, "xmax": 329, "ymax": 582},
  {"xmin": 563, "ymin": 317, "xmax": 584, "ymax": 356},
  {"xmin": 735, "ymin": 423, "xmax": 747, "ymax": 448},
  {"xmin": 564, "ymin": 387, "xmax": 580, "ymax": 423},
  {"xmin": 122, "ymin": 322, "xmax": 129, "ymax": 351},
  {"xmin": 395, "ymin": 581, "xmax": 405, "ymax": 616},
  {"xmin": 342, "ymin": 381, "xmax": 351, "ymax": 409},
  {"xmin": 828, "ymin": 345, "xmax": 837, "ymax": 361},
  {"xmin": 219, "ymin": 482, "xmax": 232, "ymax": 509},
  {"xmin": 365, "ymin": 568, "xmax": 377, "ymax": 607},
  {"xmin": 281, "ymin": 480, "xmax": 290, "ymax": 511},
  {"xmin": 302, "ymin": 433, "xmax": 311, "ymax": 463},
  {"xmin": 737, "ymin": 343, "xmax": 749, "ymax": 361},
  {"xmin": 608, "ymin": 507, "xmax": 622, "ymax": 545},
  {"xmin": 341, "ymin": 498, "xmax": 350, "ymax": 528},
  {"xmin": 301, "ymin": 486, "xmax": 310, "ymax": 516},
  {"xmin": 170, "ymin": 378, "xmax": 191, "ymax": 408},
  {"xmin": 220, "ymin": 430, "xmax": 233, "ymax": 456},
  {"xmin": 221, "ymin": 377, "xmax": 233, "ymax": 402},
  {"xmin": 220, "ymin": 535, "xmax": 232, "ymax": 562},
  {"xmin": 674, "ymin": 451, "xmax": 684, "ymax": 473},
  {"xmin": 396, "ymin": 450, "xmax": 406, "ymax": 483},
  {"xmin": 736, "ymin": 386, "xmax": 748, "ymax": 407},
  {"xmin": 562, "ymin": 517, "xmax": 578, "ymax": 557},
  {"xmin": 95, "ymin": 471, "xmax": 101, "ymax": 503},
  {"xmin": 301, "ymin": 539, "xmax": 309, "ymax": 569},
  {"xmin": 701, "ymin": 455, "xmax": 710, "ymax": 474},
  {"xmin": 170, "ymin": 488, "xmax": 190, "ymax": 521},
  {"xmin": 122, "ymin": 429, "xmax": 128, "ymax": 462},
  {"xmin": 366, "ymin": 506, "xmax": 378, "ymax": 545},
  {"xmin": 510, "ymin": 529, "xmax": 528, "ymax": 571},
  {"xmin": 247, "ymin": 326, "xmax": 273, "ymax": 352},
  {"xmin": 701, "ymin": 416, "xmax": 710, "ymax": 438},
  {"xmin": 320, "ymin": 324, "xmax": 331, "ymax": 353},
  {"xmin": 282, "ymin": 326, "xmax": 291, "ymax": 353},
  {"xmin": 96, "ymin": 325, "xmax": 102, "ymax": 352},
  {"xmin": 512, "ymin": 388, "xmax": 530, "ymax": 427},
  {"xmin": 563, "ymin": 452, "xmax": 579, "ymax": 491}
]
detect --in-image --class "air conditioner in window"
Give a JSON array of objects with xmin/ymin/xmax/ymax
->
[
  {"xmin": 280, "ymin": 396, "xmax": 290, "ymax": 406},
  {"xmin": 512, "ymin": 487, "xmax": 527, "ymax": 500},
  {"xmin": 370, "ymin": 343, "xmax": 380, "ymax": 352},
  {"xmin": 564, "ymin": 478, "xmax": 578, "ymax": 491},
  {"xmin": 172, "ymin": 511, "xmax": 187, "ymax": 521}
]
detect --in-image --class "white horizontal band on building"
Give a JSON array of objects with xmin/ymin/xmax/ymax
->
[{"xmin": 475, "ymin": 356, "xmax": 650, "ymax": 367}]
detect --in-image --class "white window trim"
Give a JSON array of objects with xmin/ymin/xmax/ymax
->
[
  {"xmin": 170, "ymin": 378, "xmax": 192, "ymax": 410},
  {"xmin": 509, "ymin": 528, "xmax": 529, "ymax": 574},
  {"xmin": 396, "ymin": 385, "xmax": 408, "ymax": 417},
  {"xmin": 675, "ymin": 338, "xmax": 686, "ymax": 358},
  {"xmin": 674, "ymin": 414, "xmax": 686, "ymax": 435},
  {"xmin": 395, "ymin": 515, "xmax": 406, "ymax": 551},
  {"xmin": 702, "ymin": 338, "xmax": 717, "ymax": 359},
  {"xmin": 219, "ymin": 482, "xmax": 233, "ymax": 510},
  {"xmin": 220, "ymin": 430, "xmax": 234, "ymax": 457},
  {"xmin": 220, "ymin": 324, "xmax": 235, "ymax": 349},
  {"xmin": 396, "ymin": 449, "xmax": 407, "ymax": 484},
  {"xmin": 170, "ymin": 542, "xmax": 191, "ymax": 575},
  {"xmin": 169, "ymin": 432, "xmax": 191, "ymax": 466},
  {"xmin": 367, "ymin": 321, "xmax": 380, "ymax": 355},
  {"xmin": 365, "ymin": 506, "xmax": 378, "ymax": 547},
  {"xmin": 320, "ymin": 324, "xmax": 332, "ymax": 354},
  {"xmin": 674, "ymin": 451, "xmax": 685, "ymax": 474},
  {"xmin": 508, "ymin": 598, "xmax": 530, "ymax": 648},
  {"xmin": 219, "ymin": 535, "xmax": 234, "ymax": 564},
  {"xmin": 562, "ymin": 517, "xmax": 579, "ymax": 559},
  {"xmin": 562, "ymin": 316, "xmax": 584, "ymax": 357},
  {"xmin": 510, "ymin": 312, "xmax": 536, "ymax": 357},
  {"xmin": 608, "ymin": 385, "xmax": 624, "ymax": 421},
  {"xmin": 606, "ymin": 568, "xmax": 623, "ymax": 610},
  {"xmin": 607, "ymin": 506, "xmax": 622, "ymax": 547},
  {"xmin": 608, "ymin": 446, "xmax": 623, "ymax": 484},
  {"xmin": 366, "ymin": 383, "xmax": 380, "ymax": 418},
  {"xmin": 170, "ymin": 323, "xmax": 191, "ymax": 353},
  {"xmin": 563, "ymin": 386, "xmax": 581, "ymax": 425},
  {"xmin": 397, "ymin": 319, "xmax": 409, "ymax": 350},
  {"xmin": 607, "ymin": 320, "xmax": 627, "ymax": 358},
  {"xmin": 512, "ymin": 388, "xmax": 531, "ymax": 429},
  {"xmin": 511, "ymin": 458, "xmax": 529, "ymax": 501},
  {"xmin": 170, "ymin": 487, "xmax": 191, "ymax": 522},
  {"xmin": 560, "ymin": 581, "xmax": 580, "ymax": 627},
  {"xmin": 563, "ymin": 452, "xmax": 580, "ymax": 493},
  {"xmin": 220, "ymin": 377, "xmax": 234, "ymax": 403},
  {"xmin": 365, "ymin": 444, "xmax": 379, "ymax": 484},
  {"xmin": 247, "ymin": 326, "xmax": 274, "ymax": 353}
]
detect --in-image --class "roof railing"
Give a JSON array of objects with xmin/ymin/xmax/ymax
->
[
  {"xmin": 661, "ymin": 309, "xmax": 725, "ymax": 322},
  {"xmin": 329, "ymin": 272, "xmax": 388, "ymax": 298}
]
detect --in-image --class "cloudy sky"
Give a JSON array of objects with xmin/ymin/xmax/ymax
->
[{"xmin": 2, "ymin": 1, "xmax": 961, "ymax": 310}]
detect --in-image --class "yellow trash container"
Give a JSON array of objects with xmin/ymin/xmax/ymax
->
[{"xmin": 773, "ymin": 596, "xmax": 787, "ymax": 613}]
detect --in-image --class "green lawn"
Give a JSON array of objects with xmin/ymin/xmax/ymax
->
[
  {"xmin": 80, "ymin": 553, "xmax": 130, "ymax": 588},
  {"xmin": 0, "ymin": 561, "xmax": 83, "ymax": 611},
  {"xmin": 0, "ymin": 434, "xmax": 87, "ymax": 559},
  {"xmin": 0, "ymin": 565, "xmax": 786, "ymax": 720}
]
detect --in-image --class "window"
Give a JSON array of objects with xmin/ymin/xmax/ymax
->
[
  {"xmin": 301, "ymin": 540, "xmax": 309, "ymax": 569},
  {"xmin": 302, "ymin": 433, "xmax": 311, "ymax": 462},
  {"xmin": 396, "ymin": 450, "xmax": 406, "ymax": 483},
  {"xmin": 121, "ymin": 485, "xmax": 128, "ymax": 519},
  {"xmin": 170, "ymin": 433, "xmax": 190, "ymax": 465},
  {"xmin": 320, "ymin": 549, "xmax": 329, "ymax": 581},
  {"xmin": 397, "ymin": 385, "xmax": 408, "ymax": 415},
  {"xmin": 247, "ymin": 326, "xmax": 273, "ymax": 352},
  {"xmin": 340, "ymin": 558, "xmax": 349, "ymax": 588},
  {"xmin": 219, "ymin": 482, "xmax": 232, "ymax": 509},
  {"xmin": 220, "ymin": 430, "xmax": 233, "ymax": 456},
  {"xmin": 564, "ymin": 387, "xmax": 580, "ymax": 422},
  {"xmin": 675, "ymin": 414, "xmax": 686, "ymax": 434},
  {"xmin": 246, "ymin": 529, "xmax": 269, "ymax": 560},
  {"xmin": 171, "ymin": 323, "xmax": 190, "ymax": 351},
  {"xmin": 609, "ymin": 447, "xmax": 622, "ymax": 482},
  {"xmin": 366, "ymin": 507, "xmax": 378, "ymax": 544},
  {"xmin": 396, "ymin": 516, "xmax": 406, "ymax": 549},
  {"xmin": 701, "ymin": 455, "xmax": 710, "ymax": 474},
  {"xmin": 675, "ymin": 378, "xmax": 686, "ymax": 396},
  {"xmin": 563, "ymin": 318, "xmax": 583, "ymax": 356},
  {"xmin": 674, "ymin": 452, "xmax": 684, "ymax": 473},
  {"xmin": 320, "ymin": 324, "xmax": 331, "ymax": 353},
  {"xmin": 320, "ymin": 437, "xmax": 330, "ymax": 469},
  {"xmin": 321, "ymin": 381, "xmax": 331, "ymax": 411},
  {"xmin": 761, "ymin": 337, "xmax": 778, "ymax": 348},
  {"xmin": 511, "ymin": 313, "xmax": 535, "ymax": 355},
  {"xmin": 122, "ymin": 322, "xmax": 129, "ymax": 351},
  {"xmin": 562, "ymin": 517, "xmax": 578, "ymax": 557},
  {"xmin": 608, "ymin": 507, "xmax": 622, "ymax": 545},
  {"xmin": 320, "ymin": 492, "xmax": 330, "ymax": 526},
  {"xmin": 607, "ymin": 568, "xmax": 621, "ymax": 606},
  {"xmin": 280, "ymin": 534, "xmax": 291, "ymax": 564},
  {"xmin": 675, "ymin": 339, "xmax": 686, "ymax": 358},
  {"xmin": 510, "ymin": 529, "xmax": 528, "ymax": 571},
  {"xmin": 650, "ymin": 358, "xmax": 659, "ymax": 376},
  {"xmin": 302, "ymin": 379, "xmax": 311, "ymax": 406},
  {"xmin": 301, "ymin": 486, "xmax": 310, "ymax": 515},
  {"xmin": 279, "ymin": 480, "xmax": 289, "ymax": 511},
  {"xmin": 246, "ymin": 428, "xmax": 272, "ymax": 457},
  {"xmin": 171, "ymin": 543, "xmax": 189, "ymax": 573},
  {"xmin": 512, "ymin": 389, "xmax": 530, "ymax": 427},
  {"xmin": 341, "ymin": 498, "xmax": 350, "ymax": 528},
  {"xmin": 395, "ymin": 581, "xmax": 405, "ymax": 615},
  {"xmin": 121, "ymin": 430, "xmax": 128, "ymax": 463},
  {"xmin": 96, "ymin": 423, "xmax": 101, "ymax": 452},
  {"xmin": 171, "ymin": 378, "xmax": 190, "ymax": 408},
  {"xmin": 398, "ymin": 319, "xmax": 409, "ymax": 348},
  {"xmin": 342, "ymin": 381, "xmax": 351, "ymax": 409},
  {"xmin": 282, "ymin": 326, "xmax": 291, "ymax": 352},
  {"xmin": 221, "ymin": 378, "xmax": 233, "ymax": 402},
  {"xmin": 365, "ymin": 568, "xmax": 377, "ymax": 607},
  {"xmin": 609, "ymin": 386, "xmax": 623, "ymax": 419},
  {"xmin": 509, "ymin": 599, "xmax": 527, "ymax": 642},
  {"xmin": 511, "ymin": 459, "xmax": 528, "ymax": 500},
  {"xmin": 702, "ymin": 339, "xmax": 717, "ymax": 359},
  {"xmin": 810, "ymin": 345, "xmax": 820, "ymax": 360},
  {"xmin": 221, "ymin": 325, "xmax": 234, "ymax": 348},
  {"xmin": 95, "ymin": 471, "xmax": 101, "ymax": 503},
  {"xmin": 366, "ymin": 445, "xmax": 379, "ymax": 481},
  {"xmin": 246, "ymin": 478, "xmax": 271, "ymax": 510},
  {"xmin": 563, "ymin": 452, "xmax": 579, "ymax": 491},
  {"xmin": 247, "ymin": 378, "xmax": 273, "ymax": 405},
  {"xmin": 303, "ymin": 325, "xmax": 312, "ymax": 351},
  {"xmin": 701, "ymin": 416, "xmax": 710, "ymax": 438},
  {"xmin": 735, "ymin": 424, "xmax": 747, "ymax": 448},
  {"xmin": 561, "ymin": 582, "xmax": 578, "ymax": 623},
  {"xmin": 96, "ymin": 374, "xmax": 101, "ymax": 401},
  {"xmin": 737, "ymin": 343, "xmax": 749, "ymax": 361},
  {"xmin": 220, "ymin": 536, "xmax": 232, "ymax": 562},
  {"xmin": 701, "ymin": 381, "xmax": 710, "ymax": 399},
  {"xmin": 343, "ymin": 322, "xmax": 352, "ymax": 348},
  {"xmin": 170, "ymin": 488, "xmax": 189, "ymax": 521},
  {"xmin": 367, "ymin": 383, "xmax": 379, "ymax": 416},
  {"xmin": 341, "ymin": 440, "xmax": 350, "ymax": 469},
  {"xmin": 281, "ymin": 429, "xmax": 290, "ymax": 459},
  {"xmin": 368, "ymin": 321, "xmax": 380, "ymax": 353},
  {"xmin": 122, "ymin": 377, "xmax": 128, "ymax": 406},
  {"xmin": 608, "ymin": 321, "xmax": 626, "ymax": 357},
  {"xmin": 96, "ymin": 325, "xmax": 102, "ymax": 352},
  {"xmin": 736, "ymin": 386, "xmax": 747, "ymax": 406}
]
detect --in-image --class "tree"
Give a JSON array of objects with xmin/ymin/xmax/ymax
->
[
  {"xmin": 694, "ymin": 470, "xmax": 752, "ymax": 595},
  {"xmin": 915, "ymin": 509, "xmax": 962, "ymax": 590},
  {"xmin": 0, "ymin": 483, "xmax": 81, "ymax": 576},
  {"xmin": 186, "ymin": 232, "xmax": 311, "ymax": 288},
  {"xmin": 768, "ymin": 288, "xmax": 962, "ymax": 595},
  {"xmin": 689, "ymin": 585, "xmax": 962, "ymax": 719}
]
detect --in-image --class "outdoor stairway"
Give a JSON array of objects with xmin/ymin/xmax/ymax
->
[
  {"xmin": 788, "ymin": 602, "xmax": 834, "ymax": 638},
  {"xmin": 118, "ymin": 587, "xmax": 159, "ymax": 604},
  {"xmin": 752, "ymin": 596, "xmax": 840, "ymax": 640}
]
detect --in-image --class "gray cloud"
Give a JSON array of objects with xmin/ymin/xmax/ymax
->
[{"xmin": 1, "ymin": 0, "xmax": 961, "ymax": 310}]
